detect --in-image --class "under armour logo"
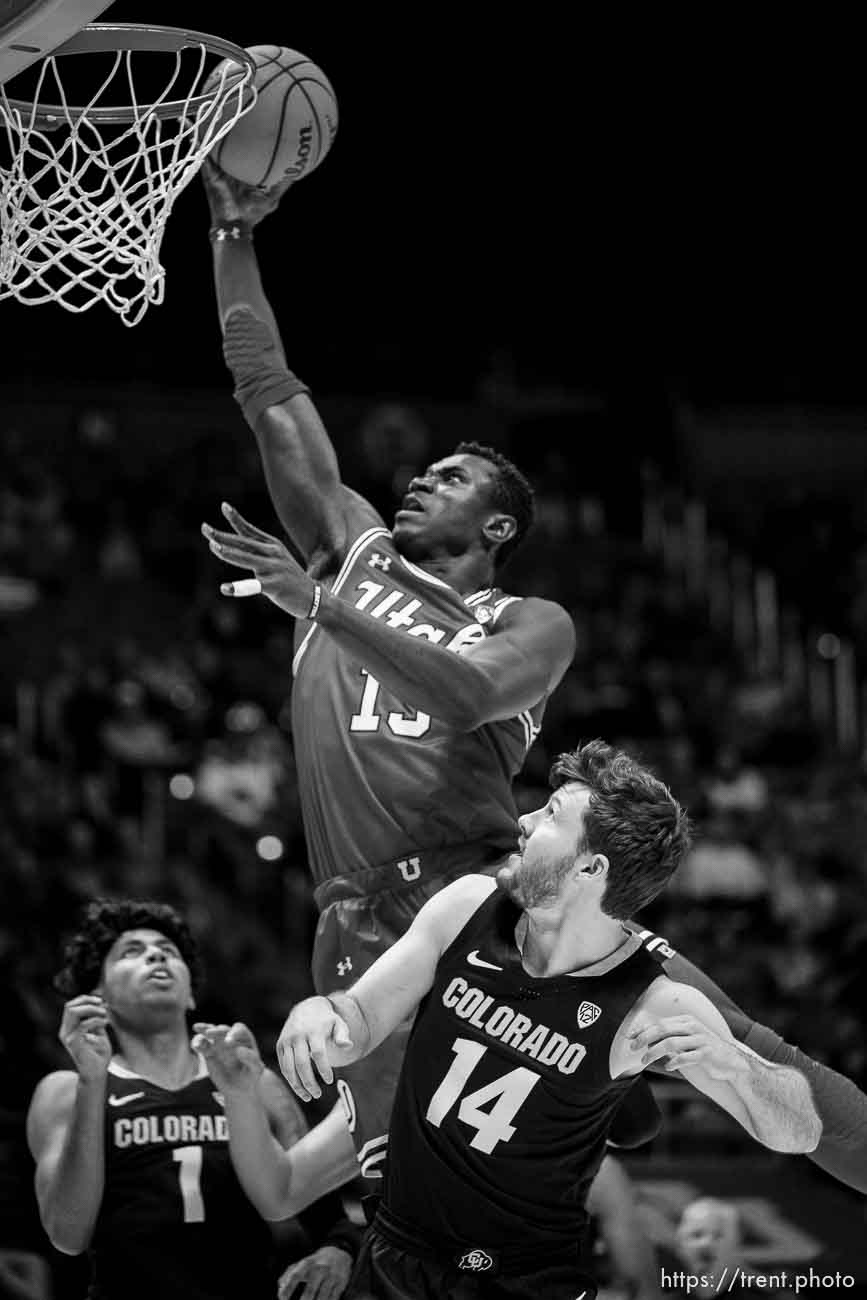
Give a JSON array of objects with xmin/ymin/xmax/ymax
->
[
  {"xmin": 577, "ymin": 1001, "xmax": 602, "ymax": 1029},
  {"xmin": 337, "ymin": 957, "xmax": 353, "ymax": 977},
  {"xmin": 397, "ymin": 856, "xmax": 421, "ymax": 882},
  {"xmin": 457, "ymin": 1249, "xmax": 493, "ymax": 1272},
  {"xmin": 369, "ymin": 552, "xmax": 392, "ymax": 571}
]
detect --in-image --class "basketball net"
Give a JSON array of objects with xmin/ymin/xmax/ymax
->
[{"xmin": 0, "ymin": 36, "xmax": 255, "ymax": 324}]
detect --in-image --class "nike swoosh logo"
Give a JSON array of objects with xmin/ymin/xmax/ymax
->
[
  {"xmin": 467, "ymin": 950, "xmax": 503, "ymax": 971},
  {"xmin": 108, "ymin": 1092, "xmax": 145, "ymax": 1107}
]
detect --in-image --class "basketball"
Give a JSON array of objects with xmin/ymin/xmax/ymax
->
[{"xmin": 205, "ymin": 46, "xmax": 338, "ymax": 189}]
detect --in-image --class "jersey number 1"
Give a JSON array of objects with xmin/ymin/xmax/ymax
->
[
  {"xmin": 349, "ymin": 669, "xmax": 431, "ymax": 737},
  {"xmin": 426, "ymin": 1038, "xmax": 540, "ymax": 1153},
  {"xmin": 173, "ymin": 1145, "xmax": 205, "ymax": 1223}
]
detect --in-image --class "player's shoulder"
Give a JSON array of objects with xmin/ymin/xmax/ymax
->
[
  {"xmin": 29, "ymin": 1069, "xmax": 80, "ymax": 1114},
  {"xmin": 495, "ymin": 593, "xmax": 574, "ymax": 638},
  {"xmin": 416, "ymin": 875, "xmax": 499, "ymax": 944},
  {"xmin": 629, "ymin": 973, "xmax": 712, "ymax": 1024}
]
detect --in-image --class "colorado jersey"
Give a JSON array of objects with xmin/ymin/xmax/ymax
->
[
  {"xmin": 384, "ymin": 889, "xmax": 662, "ymax": 1251},
  {"xmin": 291, "ymin": 526, "xmax": 547, "ymax": 884},
  {"xmin": 88, "ymin": 1058, "xmax": 275, "ymax": 1300}
]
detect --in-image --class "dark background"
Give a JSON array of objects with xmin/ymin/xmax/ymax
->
[
  {"xmin": 3, "ymin": 11, "xmax": 867, "ymax": 1296},
  {"xmin": 3, "ymin": 6, "xmax": 865, "ymax": 406}
]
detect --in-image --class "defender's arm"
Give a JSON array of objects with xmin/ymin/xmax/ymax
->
[
  {"xmin": 277, "ymin": 876, "xmax": 497, "ymax": 1100},
  {"xmin": 620, "ymin": 980, "xmax": 821, "ymax": 1154}
]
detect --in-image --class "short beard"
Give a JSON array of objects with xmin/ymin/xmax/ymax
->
[{"xmin": 510, "ymin": 851, "xmax": 573, "ymax": 909}]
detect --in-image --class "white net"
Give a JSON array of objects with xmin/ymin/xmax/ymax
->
[{"xmin": 0, "ymin": 35, "xmax": 255, "ymax": 324}]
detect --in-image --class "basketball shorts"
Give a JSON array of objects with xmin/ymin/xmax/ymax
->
[
  {"xmin": 311, "ymin": 842, "xmax": 509, "ymax": 1190},
  {"xmin": 345, "ymin": 1208, "xmax": 597, "ymax": 1300}
]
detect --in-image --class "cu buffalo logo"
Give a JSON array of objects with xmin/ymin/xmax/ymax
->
[
  {"xmin": 577, "ymin": 1001, "xmax": 602, "ymax": 1029},
  {"xmin": 457, "ymin": 1249, "xmax": 494, "ymax": 1272}
]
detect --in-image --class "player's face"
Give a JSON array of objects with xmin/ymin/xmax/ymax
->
[
  {"xmin": 497, "ymin": 783, "xmax": 593, "ymax": 908},
  {"xmin": 99, "ymin": 928, "xmax": 194, "ymax": 1027},
  {"xmin": 676, "ymin": 1203, "xmax": 739, "ymax": 1270},
  {"xmin": 391, "ymin": 453, "xmax": 502, "ymax": 560}
]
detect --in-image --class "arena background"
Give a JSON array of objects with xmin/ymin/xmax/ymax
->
[{"xmin": 1, "ymin": 9, "xmax": 866, "ymax": 1296}]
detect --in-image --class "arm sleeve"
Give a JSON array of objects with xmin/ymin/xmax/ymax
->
[{"xmin": 654, "ymin": 941, "xmax": 867, "ymax": 1192}]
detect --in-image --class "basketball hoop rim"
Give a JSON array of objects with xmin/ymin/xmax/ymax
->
[{"xmin": 0, "ymin": 23, "xmax": 257, "ymax": 124}]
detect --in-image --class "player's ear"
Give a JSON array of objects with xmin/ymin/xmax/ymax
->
[
  {"xmin": 580, "ymin": 854, "xmax": 609, "ymax": 879},
  {"xmin": 482, "ymin": 513, "xmax": 517, "ymax": 547}
]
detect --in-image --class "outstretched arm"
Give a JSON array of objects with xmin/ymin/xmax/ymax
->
[
  {"xmin": 204, "ymin": 163, "xmax": 381, "ymax": 570},
  {"xmin": 630, "ymin": 925, "xmax": 867, "ymax": 1192},
  {"xmin": 202, "ymin": 505, "xmax": 576, "ymax": 729},
  {"xmin": 618, "ymin": 980, "xmax": 821, "ymax": 1154},
  {"xmin": 192, "ymin": 1024, "xmax": 359, "ymax": 1221},
  {"xmin": 276, "ymin": 875, "xmax": 497, "ymax": 1100}
]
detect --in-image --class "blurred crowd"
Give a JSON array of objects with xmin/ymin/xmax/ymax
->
[{"xmin": 1, "ymin": 390, "xmax": 866, "ymax": 1142}]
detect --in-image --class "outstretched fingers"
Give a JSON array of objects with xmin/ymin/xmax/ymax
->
[{"xmin": 220, "ymin": 502, "xmax": 279, "ymax": 543}]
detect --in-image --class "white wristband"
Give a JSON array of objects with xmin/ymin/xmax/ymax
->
[{"xmin": 308, "ymin": 584, "xmax": 322, "ymax": 620}]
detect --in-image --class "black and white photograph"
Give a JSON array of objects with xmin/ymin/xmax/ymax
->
[{"xmin": 1, "ymin": 6, "xmax": 866, "ymax": 1298}]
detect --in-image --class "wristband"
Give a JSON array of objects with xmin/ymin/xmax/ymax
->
[
  {"xmin": 308, "ymin": 584, "xmax": 322, "ymax": 620},
  {"xmin": 209, "ymin": 220, "xmax": 253, "ymax": 242}
]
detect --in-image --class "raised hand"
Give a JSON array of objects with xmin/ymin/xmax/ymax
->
[
  {"xmin": 201, "ymin": 157, "xmax": 293, "ymax": 228},
  {"xmin": 192, "ymin": 1021, "xmax": 265, "ymax": 1094},
  {"xmin": 202, "ymin": 502, "xmax": 320, "ymax": 619},
  {"xmin": 59, "ymin": 995, "xmax": 112, "ymax": 1081}
]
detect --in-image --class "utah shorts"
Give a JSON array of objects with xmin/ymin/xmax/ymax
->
[{"xmin": 311, "ymin": 842, "xmax": 509, "ymax": 1190}]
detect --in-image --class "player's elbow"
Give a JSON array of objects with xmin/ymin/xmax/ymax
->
[
  {"xmin": 755, "ymin": 1114, "xmax": 822, "ymax": 1154},
  {"xmin": 43, "ymin": 1217, "xmax": 90, "ymax": 1256}
]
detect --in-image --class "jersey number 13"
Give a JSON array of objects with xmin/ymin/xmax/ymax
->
[{"xmin": 349, "ymin": 669, "xmax": 431, "ymax": 738}]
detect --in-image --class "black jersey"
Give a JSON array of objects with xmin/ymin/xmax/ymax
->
[
  {"xmin": 384, "ymin": 889, "xmax": 662, "ymax": 1252},
  {"xmin": 88, "ymin": 1058, "xmax": 275, "ymax": 1300}
]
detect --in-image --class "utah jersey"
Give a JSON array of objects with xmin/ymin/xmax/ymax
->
[
  {"xmin": 292, "ymin": 526, "xmax": 547, "ymax": 884},
  {"xmin": 88, "ymin": 1058, "xmax": 275, "ymax": 1300},
  {"xmin": 383, "ymin": 888, "xmax": 662, "ymax": 1253}
]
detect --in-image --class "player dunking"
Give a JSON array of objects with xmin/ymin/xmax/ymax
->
[
  {"xmin": 195, "ymin": 742, "xmax": 821, "ymax": 1300},
  {"xmin": 202, "ymin": 164, "xmax": 867, "ymax": 1197},
  {"xmin": 25, "ymin": 900, "xmax": 359, "ymax": 1300}
]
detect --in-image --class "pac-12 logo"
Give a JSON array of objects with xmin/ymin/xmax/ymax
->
[
  {"xmin": 577, "ymin": 1001, "xmax": 602, "ymax": 1028},
  {"xmin": 457, "ymin": 1248, "xmax": 493, "ymax": 1272}
]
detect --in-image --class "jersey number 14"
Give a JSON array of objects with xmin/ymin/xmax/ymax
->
[{"xmin": 425, "ymin": 1039, "xmax": 540, "ymax": 1154}]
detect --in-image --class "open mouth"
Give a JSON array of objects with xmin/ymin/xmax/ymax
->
[
  {"xmin": 145, "ymin": 970, "xmax": 172, "ymax": 984},
  {"xmin": 398, "ymin": 494, "xmax": 425, "ymax": 514}
]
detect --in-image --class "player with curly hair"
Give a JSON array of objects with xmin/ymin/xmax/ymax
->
[{"xmin": 26, "ymin": 898, "xmax": 361, "ymax": 1300}]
